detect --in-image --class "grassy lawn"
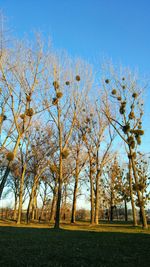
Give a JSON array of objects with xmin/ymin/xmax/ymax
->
[{"xmin": 0, "ymin": 221, "xmax": 150, "ymax": 267}]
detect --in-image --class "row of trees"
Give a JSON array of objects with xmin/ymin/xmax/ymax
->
[{"xmin": 0, "ymin": 19, "xmax": 149, "ymax": 229}]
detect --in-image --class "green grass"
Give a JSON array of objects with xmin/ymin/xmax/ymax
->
[{"xmin": 0, "ymin": 222, "xmax": 150, "ymax": 267}]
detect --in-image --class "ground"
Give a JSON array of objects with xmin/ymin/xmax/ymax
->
[{"xmin": 0, "ymin": 220, "xmax": 149, "ymax": 267}]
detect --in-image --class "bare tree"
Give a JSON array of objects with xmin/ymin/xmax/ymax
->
[{"xmin": 102, "ymin": 67, "xmax": 148, "ymax": 228}]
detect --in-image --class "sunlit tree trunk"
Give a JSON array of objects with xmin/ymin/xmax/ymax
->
[
  {"xmin": 41, "ymin": 185, "xmax": 48, "ymax": 220},
  {"xmin": 0, "ymin": 163, "xmax": 10, "ymax": 198},
  {"xmin": 89, "ymin": 160, "xmax": 95, "ymax": 225},
  {"xmin": 95, "ymin": 149, "xmax": 101, "ymax": 224},
  {"xmin": 110, "ymin": 191, "xmax": 114, "ymax": 222},
  {"xmin": 71, "ymin": 150, "xmax": 79, "ymax": 223},
  {"xmin": 13, "ymin": 195, "xmax": 18, "ymax": 221},
  {"xmin": 54, "ymin": 154, "xmax": 63, "ymax": 228},
  {"xmin": 131, "ymin": 155, "xmax": 148, "ymax": 229},
  {"xmin": 31, "ymin": 194, "xmax": 37, "ymax": 220},
  {"xmin": 50, "ymin": 183, "xmax": 58, "ymax": 222},
  {"xmin": 26, "ymin": 176, "xmax": 38, "ymax": 223},
  {"xmin": 54, "ymin": 106, "xmax": 63, "ymax": 229},
  {"xmin": 128, "ymin": 158, "xmax": 137, "ymax": 226},
  {"xmin": 124, "ymin": 197, "xmax": 128, "ymax": 222},
  {"xmin": 17, "ymin": 163, "xmax": 27, "ymax": 224},
  {"xmin": 0, "ymin": 136, "xmax": 21, "ymax": 199}
]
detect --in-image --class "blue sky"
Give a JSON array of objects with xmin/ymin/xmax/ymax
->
[
  {"xmin": 0, "ymin": 0, "xmax": 150, "ymax": 152},
  {"xmin": 1, "ymin": 0, "xmax": 150, "ymax": 74}
]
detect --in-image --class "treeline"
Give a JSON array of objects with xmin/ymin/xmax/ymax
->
[
  {"xmin": 0, "ymin": 207, "xmax": 143, "ymax": 223},
  {"xmin": 0, "ymin": 19, "xmax": 150, "ymax": 229}
]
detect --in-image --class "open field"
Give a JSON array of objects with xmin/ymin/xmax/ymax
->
[{"xmin": 0, "ymin": 221, "xmax": 150, "ymax": 267}]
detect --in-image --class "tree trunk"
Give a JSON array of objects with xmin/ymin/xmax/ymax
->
[
  {"xmin": 54, "ymin": 152, "xmax": 63, "ymax": 229},
  {"xmin": 90, "ymin": 162, "xmax": 95, "ymax": 225},
  {"xmin": 13, "ymin": 195, "xmax": 18, "ymax": 221},
  {"xmin": 26, "ymin": 194, "xmax": 32, "ymax": 223},
  {"xmin": 0, "ymin": 163, "xmax": 10, "ymax": 199},
  {"xmin": 54, "ymin": 105, "xmax": 63, "ymax": 229},
  {"xmin": 17, "ymin": 163, "xmax": 27, "ymax": 224},
  {"xmin": 124, "ymin": 197, "xmax": 128, "ymax": 222},
  {"xmin": 35, "ymin": 208, "xmax": 38, "ymax": 221},
  {"xmin": 110, "ymin": 206, "xmax": 113, "ymax": 222},
  {"xmin": 71, "ymin": 153, "xmax": 79, "ymax": 223},
  {"xmin": 31, "ymin": 194, "xmax": 37, "ymax": 220},
  {"xmin": 50, "ymin": 184, "xmax": 58, "ymax": 222},
  {"xmin": 94, "ymin": 160, "xmax": 101, "ymax": 224},
  {"xmin": 0, "ymin": 136, "xmax": 21, "ymax": 199},
  {"xmin": 41, "ymin": 198, "xmax": 47, "ymax": 220},
  {"xmin": 110, "ymin": 189, "xmax": 114, "ymax": 222},
  {"xmin": 131, "ymin": 155, "xmax": 148, "ymax": 229},
  {"xmin": 128, "ymin": 158, "xmax": 137, "ymax": 226},
  {"xmin": 26, "ymin": 175, "xmax": 39, "ymax": 223}
]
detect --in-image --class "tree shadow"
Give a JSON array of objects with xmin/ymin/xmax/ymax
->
[{"xmin": 0, "ymin": 225, "xmax": 149, "ymax": 267}]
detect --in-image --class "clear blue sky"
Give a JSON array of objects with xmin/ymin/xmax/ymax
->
[
  {"xmin": 0, "ymin": 0, "xmax": 150, "ymax": 152},
  {"xmin": 1, "ymin": 0, "xmax": 150, "ymax": 74}
]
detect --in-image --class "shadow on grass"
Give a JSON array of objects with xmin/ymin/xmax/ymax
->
[{"xmin": 0, "ymin": 225, "xmax": 150, "ymax": 267}]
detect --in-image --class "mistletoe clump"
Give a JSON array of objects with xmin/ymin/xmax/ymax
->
[
  {"xmin": 127, "ymin": 136, "xmax": 135, "ymax": 149},
  {"xmin": 85, "ymin": 117, "xmax": 90, "ymax": 123},
  {"xmin": 62, "ymin": 149, "xmax": 69, "ymax": 159},
  {"xmin": 111, "ymin": 89, "xmax": 117, "ymax": 95},
  {"xmin": 76, "ymin": 75, "xmax": 80, "ymax": 81},
  {"xmin": 52, "ymin": 98, "xmax": 58, "ymax": 105},
  {"xmin": 117, "ymin": 96, "xmax": 122, "ymax": 101},
  {"xmin": 20, "ymin": 114, "xmax": 26, "ymax": 120},
  {"xmin": 122, "ymin": 123, "xmax": 130, "ymax": 134},
  {"xmin": 138, "ymin": 183, "xmax": 146, "ymax": 191},
  {"xmin": 66, "ymin": 81, "xmax": 70, "ymax": 86},
  {"xmin": 105, "ymin": 79, "xmax": 110, "ymax": 84},
  {"xmin": 133, "ymin": 129, "xmax": 144, "ymax": 135},
  {"xmin": 56, "ymin": 92, "xmax": 63, "ymax": 99},
  {"xmin": 136, "ymin": 135, "xmax": 141, "ymax": 145},
  {"xmin": 25, "ymin": 108, "xmax": 34, "ymax": 117},
  {"xmin": 132, "ymin": 92, "xmax": 138, "ymax": 99},
  {"xmin": 129, "ymin": 111, "xmax": 135, "ymax": 120},
  {"xmin": 6, "ymin": 152, "xmax": 14, "ymax": 161},
  {"xmin": 119, "ymin": 101, "xmax": 126, "ymax": 115}
]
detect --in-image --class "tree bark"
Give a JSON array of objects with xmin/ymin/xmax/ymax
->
[
  {"xmin": 13, "ymin": 195, "xmax": 18, "ymax": 221},
  {"xmin": 17, "ymin": 163, "xmax": 27, "ymax": 224},
  {"xmin": 110, "ymin": 206, "xmax": 113, "ymax": 222},
  {"xmin": 50, "ymin": 183, "xmax": 58, "ymax": 222},
  {"xmin": 71, "ymin": 151, "xmax": 79, "ymax": 223},
  {"xmin": 0, "ymin": 163, "xmax": 10, "ymax": 198},
  {"xmin": 26, "ymin": 174, "xmax": 39, "ymax": 223},
  {"xmin": 131, "ymin": 155, "xmax": 148, "ymax": 229},
  {"xmin": 0, "ymin": 136, "xmax": 21, "ymax": 199},
  {"xmin": 54, "ymin": 153, "xmax": 62, "ymax": 228},
  {"xmin": 128, "ymin": 158, "xmax": 137, "ymax": 226},
  {"xmin": 90, "ymin": 161, "xmax": 95, "ymax": 225},
  {"xmin": 54, "ymin": 106, "xmax": 63, "ymax": 229},
  {"xmin": 31, "ymin": 194, "xmax": 37, "ymax": 220},
  {"xmin": 95, "ymin": 161, "xmax": 102, "ymax": 224},
  {"xmin": 124, "ymin": 197, "xmax": 128, "ymax": 222}
]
